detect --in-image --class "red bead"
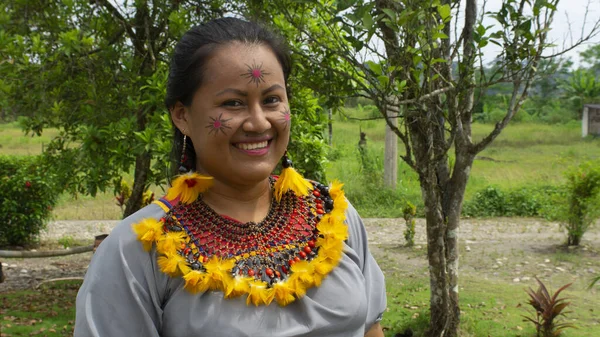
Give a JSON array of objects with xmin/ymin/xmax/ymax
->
[
  {"xmin": 294, "ymin": 257, "xmax": 300, "ymax": 262},
  {"xmin": 316, "ymin": 209, "xmax": 325, "ymax": 214},
  {"xmin": 248, "ymin": 269, "xmax": 255, "ymax": 276},
  {"xmin": 299, "ymin": 251, "xmax": 307, "ymax": 259},
  {"xmin": 203, "ymin": 256, "xmax": 208, "ymax": 263},
  {"xmin": 282, "ymin": 266, "xmax": 288, "ymax": 274},
  {"xmin": 275, "ymin": 271, "xmax": 281, "ymax": 278},
  {"xmin": 289, "ymin": 259, "xmax": 296, "ymax": 266},
  {"xmin": 266, "ymin": 268, "xmax": 274, "ymax": 277},
  {"xmin": 313, "ymin": 190, "xmax": 321, "ymax": 197},
  {"xmin": 303, "ymin": 246, "xmax": 312, "ymax": 254},
  {"xmin": 308, "ymin": 240, "xmax": 315, "ymax": 248},
  {"xmin": 316, "ymin": 203, "xmax": 323, "ymax": 209},
  {"xmin": 183, "ymin": 247, "xmax": 191, "ymax": 255}
]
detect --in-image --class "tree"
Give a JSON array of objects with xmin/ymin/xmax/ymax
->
[
  {"xmin": 0, "ymin": 0, "xmax": 329, "ymax": 217},
  {"xmin": 265, "ymin": 0, "xmax": 600, "ymax": 336}
]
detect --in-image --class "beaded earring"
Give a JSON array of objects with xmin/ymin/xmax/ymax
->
[
  {"xmin": 178, "ymin": 133, "xmax": 190, "ymax": 174},
  {"xmin": 166, "ymin": 132, "xmax": 214, "ymax": 204},
  {"xmin": 273, "ymin": 151, "xmax": 313, "ymax": 202}
]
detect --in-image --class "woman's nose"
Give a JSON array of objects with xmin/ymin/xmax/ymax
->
[{"xmin": 243, "ymin": 104, "xmax": 272, "ymax": 133}]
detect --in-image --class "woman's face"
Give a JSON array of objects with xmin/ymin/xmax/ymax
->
[{"xmin": 172, "ymin": 43, "xmax": 290, "ymax": 187}]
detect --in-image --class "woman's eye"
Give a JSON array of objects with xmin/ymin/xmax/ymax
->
[
  {"xmin": 222, "ymin": 100, "xmax": 243, "ymax": 107},
  {"xmin": 264, "ymin": 96, "xmax": 281, "ymax": 105}
]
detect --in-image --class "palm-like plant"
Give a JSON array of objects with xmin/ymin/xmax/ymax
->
[{"xmin": 522, "ymin": 277, "xmax": 576, "ymax": 337}]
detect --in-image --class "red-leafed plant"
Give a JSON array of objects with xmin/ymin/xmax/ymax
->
[{"xmin": 522, "ymin": 277, "xmax": 576, "ymax": 337}]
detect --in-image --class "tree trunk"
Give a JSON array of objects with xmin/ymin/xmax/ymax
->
[
  {"xmin": 123, "ymin": 151, "xmax": 152, "ymax": 217},
  {"xmin": 384, "ymin": 108, "xmax": 398, "ymax": 188}
]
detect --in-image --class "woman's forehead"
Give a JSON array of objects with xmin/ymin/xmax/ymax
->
[{"xmin": 202, "ymin": 43, "xmax": 284, "ymax": 88}]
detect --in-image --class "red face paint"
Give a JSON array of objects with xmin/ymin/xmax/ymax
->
[
  {"xmin": 242, "ymin": 61, "xmax": 270, "ymax": 86},
  {"xmin": 206, "ymin": 113, "xmax": 232, "ymax": 136}
]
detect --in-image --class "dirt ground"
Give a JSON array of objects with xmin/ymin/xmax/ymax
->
[{"xmin": 1, "ymin": 218, "xmax": 599, "ymax": 293}]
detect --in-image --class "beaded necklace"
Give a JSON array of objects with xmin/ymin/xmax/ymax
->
[{"xmin": 133, "ymin": 175, "xmax": 348, "ymax": 306}]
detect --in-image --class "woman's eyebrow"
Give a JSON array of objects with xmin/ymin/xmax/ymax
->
[
  {"xmin": 216, "ymin": 88, "xmax": 248, "ymax": 97},
  {"xmin": 262, "ymin": 84, "xmax": 285, "ymax": 95}
]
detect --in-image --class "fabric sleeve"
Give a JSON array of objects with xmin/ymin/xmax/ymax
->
[
  {"xmin": 74, "ymin": 204, "xmax": 170, "ymax": 337},
  {"xmin": 344, "ymin": 202, "xmax": 387, "ymax": 332}
]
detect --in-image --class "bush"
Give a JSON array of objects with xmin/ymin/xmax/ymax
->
[
  {"xmin": 522, "ymin": 278, "xmax": 575, "ymax": 337},
  {"xmin": 0, "ymin": 155, "xmax": 59, "ymax": 247},
  {"xmin": 561, "ymin": 161, "xmax": 600, "ymax": 246},
  {"xmin": 463, "ymin": 185, "xmax": 564, "ymax": 218}
]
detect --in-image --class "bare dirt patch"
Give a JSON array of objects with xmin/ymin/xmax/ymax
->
[{"xmin": 1, "ymin": 218, "xmax": 599, "ymax": 293}]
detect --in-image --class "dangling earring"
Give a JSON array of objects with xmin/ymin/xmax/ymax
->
[
  {"xmin": 167, "ymin": 132, "xmax": 214, "ymax": 204},
  {"xmin": 179, "ymin": 133, "xmax": 189, "ymax": 174},
  {"xmin": 273, "ymin": 151, "xmax": 313, "ymax": 202}
]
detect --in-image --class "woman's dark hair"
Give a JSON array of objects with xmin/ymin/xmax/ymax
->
[{"xmin": 166, "ymin": 17, "xmax": 292, "ymax": 175}]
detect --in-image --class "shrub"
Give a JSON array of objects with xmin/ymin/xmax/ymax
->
[
  {"xmin": 561, "ymin": 161, "xmax": 600, "ymax": 246},
  {"xmin": 403, "ymin": 202, "xmax": 417, "ymax": 247},
  {"xmin": 0, "ymin": 155, "xmax": 59, "ymax": 247},
  {"xmin": 522, "ymin": 277, "xmax": 575, "ymax": 337},
  {"xmin": 462, "ymin": 185, "xmax": 564, "ymax": 218}
]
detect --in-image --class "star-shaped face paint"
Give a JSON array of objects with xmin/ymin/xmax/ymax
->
[
  {"xmin": 279, "ymin": 108, "xmax": 291, "ymax": 130},
  {"xmin": 206, "ymin": 113, "xmax": 232, "ymax": 136},
  {"xmin": 241, "ymin": 61, "xmax": 270, "ymax": 86}
]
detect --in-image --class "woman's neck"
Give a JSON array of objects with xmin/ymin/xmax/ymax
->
[{"xmin": 201, "ymin": 178, "xmax": 272, "ymax": 223}]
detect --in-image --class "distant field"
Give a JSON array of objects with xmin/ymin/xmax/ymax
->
[
  {"xmin": 326, "ymin": 107, "xmax": 600, "ymax": 205},
  {"xmin": 2, "ymin": 115, "xmax": 600, "ymax": 220}
]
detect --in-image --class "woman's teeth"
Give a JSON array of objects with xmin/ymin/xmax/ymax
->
[{"xmin": 236, "ymin": 141, "xmax": 268, "ymax": 150}]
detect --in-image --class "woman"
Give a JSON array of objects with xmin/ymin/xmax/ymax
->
[{"xmin": 75, "ymin": 18, "xmax": 386, "ymax": 337}]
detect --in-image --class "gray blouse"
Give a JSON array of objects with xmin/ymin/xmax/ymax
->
[{"xmin": 74, "ymin": 202, "xmax": 386, "ymax": 337}]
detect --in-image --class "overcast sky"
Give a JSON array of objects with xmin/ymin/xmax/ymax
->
[{"xmin": 479, "ymin": 0, "xmax": 600, "ymax": 67}]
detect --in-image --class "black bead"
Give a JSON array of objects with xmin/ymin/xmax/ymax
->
[
  {"xmin": 282, "ymin": 157, "xmax": 293, "ymax": 168},
  {"xmin": 178, "ymin": 165, "xmax": 188, "ymax": 173}
]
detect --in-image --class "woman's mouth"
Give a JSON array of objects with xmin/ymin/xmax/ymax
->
[
  {"xmin": 233, "ymin": 140, "xmax": 271, "ymax": 155},
  {"xmin": 235, "ymin": 140, "xmax": 269, "ymax": 150}
]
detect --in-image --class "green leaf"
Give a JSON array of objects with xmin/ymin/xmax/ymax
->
[
  {"xmin": 437, "ymin": 4, "xmax": 451, "ymax": 21},
  {"xmin": 366, "ymin": 61, "xmax": 382, "ymax": 75},
  {"xmin": 381, "ymin": 8, "xmax": 397, "ymax": 22},
  {"xmin": 377, "ymin": 75, "xmax": 390, "ymax": 87},
  {"xmin": 362, "ymin": 12, "xmax": 374, "ymax": 30}
]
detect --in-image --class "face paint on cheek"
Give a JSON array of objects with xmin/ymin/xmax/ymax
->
[
  {"xmin": 206, "ymin": 113, "xmax": 232, "ymax": 136},
  {"xmin": 279, "ymin": 108, "xmax": 291, "ymax": 130},
  {"xmin": 241, "ymin": 61, "xmax": 270, "ymax": 86}
]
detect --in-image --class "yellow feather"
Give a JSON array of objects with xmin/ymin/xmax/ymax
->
[
  {"xmin": 225, "ymin": 276, "xmax": 253, "ymax": 298},
  {"xmin": 165, "ymin": 172, "xmax": 213, "ymax": 204},
  {"xmin": 290, "ymin": 260, "xmax": 316, "ymax": 287},
  {"xmin": 272, "ymin": 281, "xmax": 297, "ymax": 306},
  {"xmin": 247, "ymin": 280, "xmax": 273, "ymax": 306},
  {"xmin": 157, "ymin": 251, "xmax": 187, "ymax": 277},
  {"xmin": 274, "ymin": 167, "xmax": 313, "ymax": 202},
  {"xmin": 183, "ymin": 270, "xmax": 211, "ymax": 294},
  {"xmin": 203, "ymin": 256, "xmax": 235, "ymax": 293},
  {"xmin": 156, "ymin": 231, "xmax": 186, "ymax": 253},
  {"xmin": 132, "ymin": 218, "xmax": 164, "ymax": 251}
]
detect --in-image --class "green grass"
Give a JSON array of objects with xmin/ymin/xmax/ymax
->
[
  {"xmin": 0, "ymin": 280, "xmax": 79, "ymax": 336},
  {"xmin": 379, "ymin": 262, "xmax": 600, "ymax": 337},
  {"xmin": 2, "ymin": 114, "xmax": 600, "ymax": 220},
  {"xmin": 326, "ymin": 108, "xmax": 600, "ymax": 216},
  {"xmin": 0, "ymin": 122, "xmax": 60, "ymax": 156}
]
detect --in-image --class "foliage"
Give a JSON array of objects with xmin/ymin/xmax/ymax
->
[
  {"xmin": 561, "ymin": 161, "xmax": 600, "ymax": 246},
  {"xmin": 0, "ymin": 155, "xmax": 58, "ymax": 247},
  {"xmin": 462, "ymin": 185, "xmax": 564, "ymax": 218},
  {"xmin": 57, "ymin": 235, "xmax": 75, "ymax": 249},
  {"xmin": 0, "ymin": 0, "xmax": 331, "ymax": 217},
  {"xmin": 402, "ymin": 201, "xmax": 417, "ymax": 247},
  {"xmin": 522, "ymin": 278, "xmax": 575, "ymax": 337},
  {"xmin": 559, "ymin": 69, "xmax": 600, "ymax": 118},
  {"xmin": 114, "ymin": 179, "xmax": 155, "ymax": 213}
]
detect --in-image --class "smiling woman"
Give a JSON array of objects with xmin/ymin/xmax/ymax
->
[{"xmin": 74, "ymin": 18, "xmax": 386, "ymax": 337}]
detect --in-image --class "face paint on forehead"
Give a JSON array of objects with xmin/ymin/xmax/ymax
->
[
  {"xmin": 278, "ymin": 108, "xmax": 291, "ymax": 130},
  {"xmin": 241, "ymin": 61, "xmax": 270, "ymax": 86},
  {"xmin": 206, "ymin": 113, "xmax": 232, "ymax": 136}
]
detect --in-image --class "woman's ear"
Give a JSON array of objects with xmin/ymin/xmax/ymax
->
[{"xmin": 170, "ymin": 101, "xmax": 189, "ymax": 134}]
